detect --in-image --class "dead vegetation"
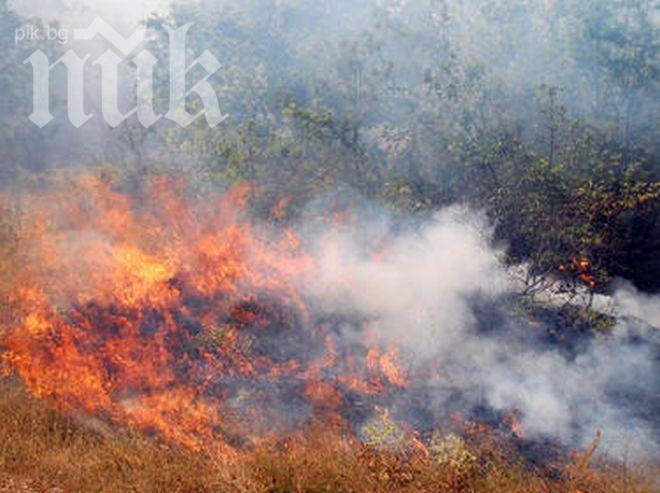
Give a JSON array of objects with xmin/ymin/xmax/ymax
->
[{"xmin": 0, "ymin": 378, "xmax": 657, "ymax": 493}]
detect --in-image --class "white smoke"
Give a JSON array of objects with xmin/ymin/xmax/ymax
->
[
  {"xmin": 9, "ymin": 0, "xmax": 169, "ymax": 29},
  {"xmin": 310, "ymin": 207, "xmax": 510, "ymax": 357},
  {"xmin": 613, "ymin": 281, "xmax": 660, "ymax": 329},
  {"xmin": 306, "ymin": 206, "xmax": 659, "ymax": 459}
]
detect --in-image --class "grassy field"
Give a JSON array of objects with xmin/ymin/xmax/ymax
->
[{"xmin": 0, "ymin": 379, "xmax": 657, "ymax": 493}]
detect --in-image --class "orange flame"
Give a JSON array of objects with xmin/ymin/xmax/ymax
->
[{"xmin": 1, "ymin": 175, "xmax": 410, "ymax": 457}]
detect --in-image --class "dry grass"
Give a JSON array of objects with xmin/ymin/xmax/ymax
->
[{"xmin": 0, "ymin": 378, "xmax": 657, "ymax": 493}]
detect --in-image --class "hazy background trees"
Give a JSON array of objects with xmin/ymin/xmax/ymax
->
[{"xmin": 1, "ymin": 0, "xmax": 658, "ymax": 291}]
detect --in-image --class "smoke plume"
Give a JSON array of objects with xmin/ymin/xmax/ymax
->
[{"xmin": 303, "ymin": 204, "xmax": 659, "ymax": 459}]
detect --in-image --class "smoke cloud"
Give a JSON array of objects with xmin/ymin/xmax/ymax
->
[
  {"xmin": 303, "ymin": 205, "xmax": 659, "ymax": 459},
  {"xmin": 8, "ymin": 0, "xmax": 169, "ymax": 28},
  {"xmin": 613, "ymin": 281, "xmax": 660, "ymax": 329}
]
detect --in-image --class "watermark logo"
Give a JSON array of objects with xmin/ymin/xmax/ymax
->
[
  {"xmin": 15, "ymin": 23, "xmax": 69, "ymax": 44},
  {"xmin": 20, "ymin": 17, "xmax": 227, "ymax": 128}
]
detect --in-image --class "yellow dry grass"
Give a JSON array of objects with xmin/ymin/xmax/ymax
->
[{"xmin": 0, "ymin": 378, "xmax": 658, "ymax": 493}]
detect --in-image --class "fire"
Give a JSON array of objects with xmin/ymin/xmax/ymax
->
[
  {"xmin": 0, "ymin": 175, "xmax": 411, "ymax": 456},
  {"xmin": 559, "ymin": 257, "xmax": 597, "ymax": 288}
]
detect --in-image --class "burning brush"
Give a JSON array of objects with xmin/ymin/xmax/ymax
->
[
  {"xmin": 0, "ymin": 177, "xmax": 417, "ymax": 458},
  {"xmin": 1, "ymin": 175, "xmax": 658, "ymax": 464}
]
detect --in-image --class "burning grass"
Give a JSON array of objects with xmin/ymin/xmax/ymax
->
[
  {"xmin": 0, "ymin": 378, "xmax": 658, "ymax": 493},
  {"xmin": 0, "ymin": 174, "xmax": 658, "ymax": 491}
]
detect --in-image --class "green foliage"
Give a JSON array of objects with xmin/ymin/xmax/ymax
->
[
  {"xmin": 360, "ymin": 411, "xmax": 407, "ymax": 452},
  {"xmin": 429, "ymin": 432, "xmax": 477, "ymax": 473},
  {"xmin": 1, "ymin": 0, "xmax": 658, "ymax": 289}
]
